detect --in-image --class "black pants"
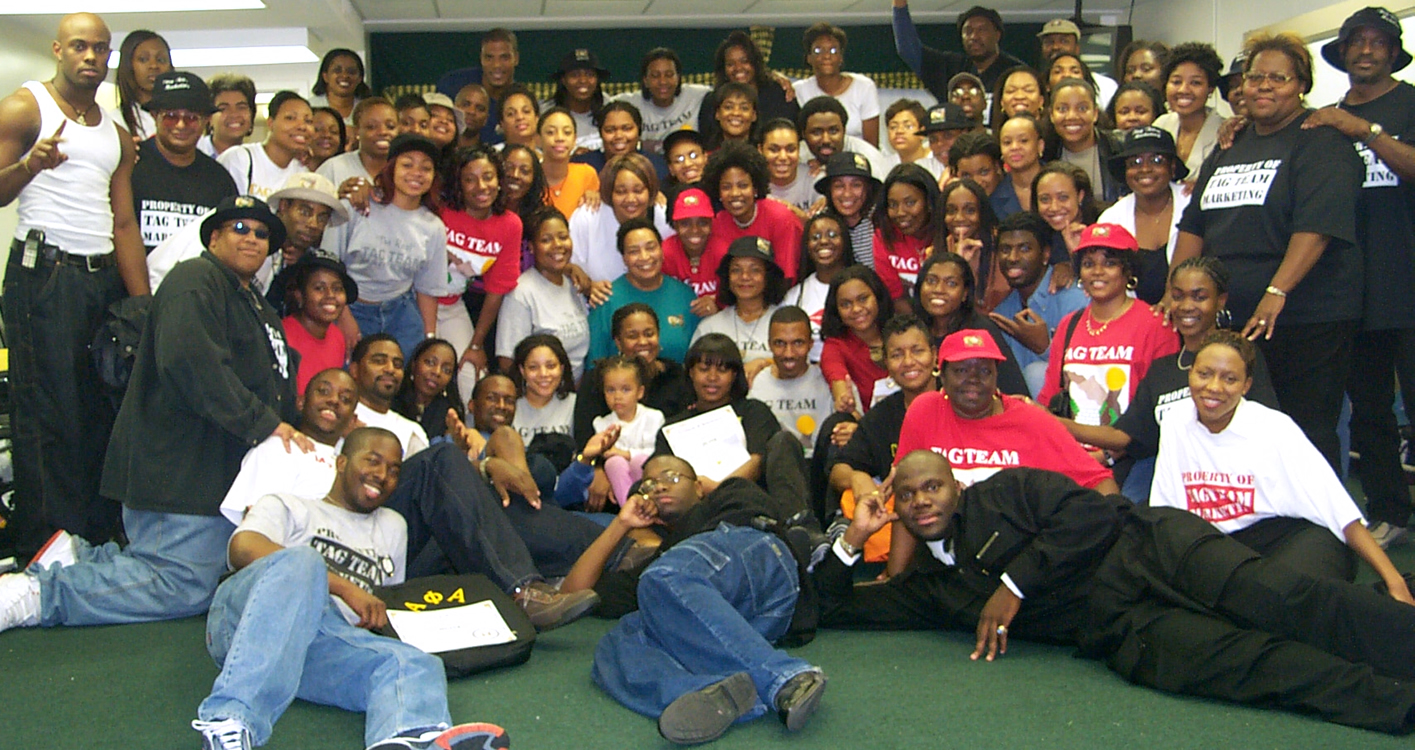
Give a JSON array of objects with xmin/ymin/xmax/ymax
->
[
  {"xmin": 1229, "ymin": 516, "xmax": 1355, "ymax": 583},
  {"xmin": 1348, "ymin": 327, "xmax": 1415, "ymax": 527},
  {"xmin": 1091, "ymin": 507, "xmax": 1415, "ymax": 734},
  {"xmin": 811, "ymin": 411, "xmax": 858, "ymax": 525},
  {"xmin": 2, "ymin": 245, "xmax": 125, "ymax": 550},
  {"xmin": 1258, "ymin": 320, "xmax": 1359, "ymax": 475}
]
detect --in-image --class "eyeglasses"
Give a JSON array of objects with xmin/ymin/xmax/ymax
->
[
  {"xmin": 1126, "ymin": 154, "xmax": 1170, "ymax": 169},
  {"xmin": 1243, "ymin": 71, "xmax": 1298, "ymax": 86},
  {"xmin": 809, "ymin": 229, "xmax": 841, "ymax": 241},
  {"xmin": 160, "ymin": 111, "xmax": 202, "ymax": 126},
  {"xmin": 640, "ymin": 471, "xmax": 689, "ymax": 493},
  {"xmin": 811, "ymin": 46, "xmax": 841, "ymax": 56},
  {"xmin": 671, "ymin": 150, "xmax": 702, "ymax": 164},
  {"xmin": 227, "ymin": 220, "xmax": 270, "ymax": 240}
]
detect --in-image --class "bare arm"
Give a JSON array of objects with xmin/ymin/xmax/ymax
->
[
  {"xmin": 861, "ymin": 116, "xmax": 880, "ymax": 149},
  {"xmin": 1304, "ymin": 106, "xmax": 1415, "ymax": 182},
  {"xmin": 1094, "ymin": 477, "xmax": 1121, "ymax": 496},
  {"xmin": 561, "ymin": 493, "xmax": 658, "ymax": 594},
  {"xmin": 1345, "ymin": 519, "xmax": 1415, "ymax": 605},
  {"xmin": 416, "ymin": 292, "xmax": 438, "ymax": 337},
  {"xmin": 0, "ymin": 89, "xmax": 42, "ymax": 208},
  {"xmin": 109, "ymin": 124, "xmax": 150, "ymax": 296},
  {"xmin": 1061, "ymin": 419, "xmax": 1132, "ymax": 452},
  {"xmin": 1242, "ymin": 232, "xmax": 1330, "ymax": 340}
]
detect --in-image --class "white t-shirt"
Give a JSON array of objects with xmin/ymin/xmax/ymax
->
[
  {"xmin": 691, "ymin": 305, "xmax": 779, "ymax": 363},
  {"xmin": 769, "ymin": 169, "xmax": 818, "ymax": 213},
  {"xmin": 541, "ymin": 102, "xmax": 602, "ymax": 151},
  {"xmin": 220, "ymin": 437, "xmax": 340, "ymax": 525},
  {"xmin": 785, "ymin": 274, "xmax": 829, "ymax": 362},
  {"xmin": 568, "ymin": 204, "xmax": 676, "ymax": 282},
  {"xmin": 513, "ymin": 394, "xmax": 577, "ymax": 445},
  {"xmin": 748, "ymin": 364, "xmax": 835, "ymax": 457},
  {"xmin": 1150, "ymin": 399, "xmax": 1364, "ymax": 539},
  {"xmin": 792, "ymin": 74, "xmax": 881, "ymax": 140},
  {"xmin": 235, "ymin": 492, "xmax": 406, "ymax": 625},
  {"xmin": 1094, "ymin": 72, "xmax": 1119, "ymax": 111},
  {"xmin": 218, "ymin": 143, "xmax": 306, "ymax": 201},
  {"xmin": 592, "ymin": 404, "xmax": 667, "ymax": 456},
  {"xmin": 316, "ymin": 150, "xmax": 376, "ymax": 189},
  {"xmin": 495, "ymin": 268, "xmax": 591, "ymax": 381},
  {"xmin": 612, "ymin": 85, "xmax": 711, "ymax": 152},
  {"xmin": 884, "ymin": 152, "xmax": 946, "ymax": 182},
  {"xmin": 355, "ymin": 402, "xmax": 429, "ymax": 457}
]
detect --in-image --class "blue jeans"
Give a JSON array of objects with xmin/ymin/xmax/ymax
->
[
  {"xmin": 34, "ymin": 507, "xmax": 233, "ymax": 626},
  {"xmin": 200, "ymin": 547, "xmax": 451, "ymax": 747},
  {"xmin": 1123, "ymin": 456, "xmax": 1155, "ymax": 504},
  {"xmin": 349, "ymin": 292, "xmax": 424, "ymax": 362},
  {"xmin": 592, "ymin": 524, "xmax": 815, "ymax": 721}
]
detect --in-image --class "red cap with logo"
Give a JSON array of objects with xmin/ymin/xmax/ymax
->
[
  {"xmin": 672, "ymin": 188, "xmax": 715, "ymax": 222},
  {"xmin": 1075, "ymin": 223, "xmax": 1139, "ymax": 253},
  {"xmin": 937, "ymin": 329, "xmax": 1006, "ymax": 367}
]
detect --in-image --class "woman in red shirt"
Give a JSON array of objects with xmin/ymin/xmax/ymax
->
[
  {"xmin": 701, "ymin": 141, "xmax": 803, "ymax": 284},
  {"xmin": 871, "ymin": 163, "xmax": 939, "ymax": 309},
  {"xmin": 281, "ymin": 254, "xmax": 357, "ymax": 396},
  {"xmin": 1038, "ymin": 223, "xmax": 1180, "ymax": 427},
  {"xmin": 820, "ymin": 265, "xmax": 894, "ymax": 415},
  {"xmin": 659, "ymin": 187, "xmax": 720, "ymax": 317}
]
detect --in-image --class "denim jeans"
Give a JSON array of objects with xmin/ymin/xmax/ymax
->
[
  {"xmin": 1123, "ymin": 456, "xmax": 1155, "ymax": 504},
  {"xmin": 349, "ymin": 291, "xmax": 424, "ymax": 362},
  {"xmin": 592, "ymin": 524, "xmax": 815, "ymax": 720},
  {"xmin": 200, "ymin": 546, "xmax": 451, "ymax": 747},
  {"xmin": 34, "ymin": 507, "xmax": 233, "ymax": 626}
]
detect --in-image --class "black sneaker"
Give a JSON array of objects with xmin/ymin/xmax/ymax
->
[
  {"xmin": 514, "ymin": 582, "xmax": 599, "ymax": 631},
  {"xmin": 774, "ymin": 671, "xmax": 827, "ymax": 732},
  {"xmin": 658, "ymin": 672, "xmax": 756, "ymax": 745}
]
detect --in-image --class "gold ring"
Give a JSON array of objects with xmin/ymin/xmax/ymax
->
[
  {"xmin": 996, "ymin": 625, "xmax": 1007, "ymax": 635},
  {"xmin": 1258, "ymin": 319, "xmax": 1267, "ymax": 326}
]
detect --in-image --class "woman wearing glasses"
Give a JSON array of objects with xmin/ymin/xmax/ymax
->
[
  {"xmin": 1097, "ymin": 127, "xmax": 1193, "ymax": 304},
  {"xmin": 1167, "ymin": 33, "xmax": 1365, "ymax": 474}
]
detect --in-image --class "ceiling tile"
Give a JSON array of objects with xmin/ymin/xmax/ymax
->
[{"xmin": 352, "ymin": 0, "xmax": 439, "ymax": 20}]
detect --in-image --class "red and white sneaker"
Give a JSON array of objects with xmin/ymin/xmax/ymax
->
[{"xmin": 29, "ymin": 529, "xmax": 76, "ymax": 570}]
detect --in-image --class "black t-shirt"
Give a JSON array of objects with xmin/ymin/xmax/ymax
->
[
  {"xmin": 1177, "ymin": 109, "xmax": 1363, "ymax": 326},
  {"xmin": 1340, "ymin": 82, "xmax": 1415, "ymax": 330},
  {"xmin": 131, "ymin": 138, "xmax": 238, "ymax": 252},
  {"xmin": 1133, "ymin": 247, "xmax": 1168, "ymax": 306},
  {"xmin": 1112, "ymin": 347, "xmax": 1280, "ymax": 459},
  {"xmin": 838, "ymin": 390, "xmax": 907, "ymax": 479},
  {"xmin": 916, "ymin": 48, "xmax": 1027, "ymax": 104},
  {"xmin": 573, "ymin": 358, "xmax": 693, "ymax": 447},
  {"xmin": 654, "ymin": 398, "xmax": 782, "ymax": 459}
]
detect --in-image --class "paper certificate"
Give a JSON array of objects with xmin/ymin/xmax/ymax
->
[
  {"xmin": 386, "ymin": 600, "xmax": 517, "ymax": 654},
  {"xmin": 659, "ymin": 405, "xmax": 751, "ymax": 482}
]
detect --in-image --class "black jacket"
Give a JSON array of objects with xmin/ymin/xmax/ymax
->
[
  {"xmin": 102, "ymin": 252, "xmax": 298, "ymax": 516},
  {"xmin": 1043, "ymin": 128, "xmax": 1125, "ymax": 204}
]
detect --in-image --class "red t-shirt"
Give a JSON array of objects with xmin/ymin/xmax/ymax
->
[
  {"xmin": 871, "ymin": 230, "xmax": 931, "ymax": 300},
  {"xmin": 283, "ymin": 315, "xmax": 346, "ymax": 396},
  {"xmin": 661, "ymin": 234, "xmax": 720, "ymax": 299},
  {"xmin": 1037, "ymin": 301, "xmax": 1181, "ymax": 426},
  {"xmin": 895, "ymin": 391, "xmax": 1114, "ymax": 489},
  {"xmin": 820, "ymin": 332, "xmax": 890, "ymax": 413},
  {"xmin": 704, "ymin": 199, "xmax": 803, "ymax": 283},
  {"xmin": 438, "ymin": 208, "xmax": 523, "ymax": 295}
]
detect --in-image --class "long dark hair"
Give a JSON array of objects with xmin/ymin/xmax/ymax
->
[
  {"xmin": 989, "ymin": 65, "xmax": 1044, "ymax": 135},
  {"xmin": 501, "ymin": 143, "xmax": 548, "ymax": 226},
  {"xmin": 798, "ymin": 213, "xmax": 855, "ymax": 280},
  {"xmin": 933, "ymin": 178, "xmax": 998, "ymax": 261},
  {"xmin": 713, "ymin": 31, "xmax": 772, "ymax": 89},
  {"xmin": 684, "ymin": 333, "xmax": 749, "ymax": 403},
  {"xmin": 912, "ymin": 251, "xmax": 977, "ymax": 336},
  {"xmin": 117, "ymin": 30, "xmax": 170, "ymax": 138},
  {"xmin": 1030, "ymin": 162, "xmax": 1101, "ymax": 224},
  {"xmin": 391, "ymin": 338, "xmax": 464, "ymax": 424},
  {"xmin": 821, "ymin": 265, "xmax": 891, "ymax": 340},
  {"xmin": 445, "ymin": 146, "xmax": 508, "ymax": 214},
  {"xmin": 512, "ymin": 334, "xmax": 575, "ymax": 400},
  {"xmin": 312, "ymin": 48, "xmax": 371, "ymax": 98},
  {"xmin": 873, "ymin": 163, "xmax": 940, "ymax": 246}
]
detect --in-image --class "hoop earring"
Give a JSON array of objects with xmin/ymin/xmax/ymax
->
[
  {"xmin": 1126, "ymin": 276, "xmax": 1138, "ymax": 291},
  {"xmin": 1217, "ymin": 308, "xmax": 1233, "ymax": 329},
  {"xmin": 932, "ymin": 367, "xmax": 943, "ymax": 378}
]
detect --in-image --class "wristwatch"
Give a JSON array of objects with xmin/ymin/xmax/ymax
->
[
  {"xmin": 837, "ymin": 536, "xmax": 861, "ymax": 559},
  {"xmin": 1366, "ymin": 121, "xmax": 1384, "ymax": 144}
]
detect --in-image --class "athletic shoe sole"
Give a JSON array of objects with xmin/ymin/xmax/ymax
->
[{"xmin": 659, "ymin": 672, "xmax": 756, "ymax": 745}]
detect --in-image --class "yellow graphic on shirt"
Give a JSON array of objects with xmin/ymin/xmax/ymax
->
[
  {"xmin": 1064, "ymin": 363, "xmax": 1131, "ymax": 426},
  {"xmin": 796, "ymin": 414, "xmax": 817, "ymax": 437}
]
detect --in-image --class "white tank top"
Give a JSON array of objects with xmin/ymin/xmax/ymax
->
[{"xmin": 15, "ymin": 81, "xmax": 121, "ymax": 255}]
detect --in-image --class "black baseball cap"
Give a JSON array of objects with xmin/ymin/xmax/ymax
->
[
  {"xmin": 1218, "ymin": 53, "xmax": 1247, "ymax": 100},
  {"xmin": 200, "ymin": 195, "xmax": 286, "ymax": 253},
  {"xmin": 662, "ymin": 128, "xmax": 705, "ymax": 155},
  {"xmin": 1107, "ymin": 126, "xmax": 1189, "ymax": 183},
  {"xmin": 552, "ymin": 48, "xmax": 610, "ymax": 80},
  {"xmin": 388, "ymin": 133, "xmax": 440, "ymax": 162},
  {"xmin": 289, "ymin": 250, "xmax": 359, "ymax": 303},
  {"xmin": 1321, "ymin": 7, "xmax": 1411, "ymax": 73},
  {"xmin": 921, "ymin": 102, "xmax": 974, "ymax": 133},
  {"xmin": 958, "ymin": 6, "xmax": 1004, "ymax": 34},
  {"xmin": 144, "ymin": 71, "xmax": 216, "ymax": 114}
]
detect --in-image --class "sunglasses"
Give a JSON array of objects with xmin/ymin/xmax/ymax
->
[
  {"xmin": 160, "ymin": 111, "xmax": 203, "ymax": 126},
  {"xmin": 226, "ymin": 220, "xmax": 270, "ymax": 240}
]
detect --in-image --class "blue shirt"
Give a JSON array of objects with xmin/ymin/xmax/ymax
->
[
  {"xmin": 991, "ymin": 266, "xmax": 1088, "ymax": 371},
  {"xmin": 586, "ymin": 275, "xmax": 700, "ymax": 366},
  {"xmin": 990, "ymin": 178, "xmax": 1023, "ymax": 221}
]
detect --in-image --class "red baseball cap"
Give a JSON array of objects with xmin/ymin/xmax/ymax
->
[
  {"xmin": 672, "ymin": 188, "xmax": 715, "ymax": 222},
  {"xmin": 937, "ymin": 329, "xmax": 1006, "ymax": 367},
  {"xmin": 1075, "ymin": 223, "xmax": 1138, "ymax": 253}
]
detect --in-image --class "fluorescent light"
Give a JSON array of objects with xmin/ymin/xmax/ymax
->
[
  {"xmin": 172, "ymin": 45, "xmax": 317, "ymax": 67},
  {"xmin": 0, "ymin": 0, "xmax": 264, "ymax": 12}
]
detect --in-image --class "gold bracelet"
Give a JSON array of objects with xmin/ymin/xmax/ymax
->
[
  {"xmin": 1264, "ymin": 285, "xmax": 1287, "ymax": 298},
  {"xmin": 19, "ymin": 157, "xmax": 36, "ymax": 176}
]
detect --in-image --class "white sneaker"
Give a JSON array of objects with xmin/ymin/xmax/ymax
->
[
  {"xmin": 0, "ymin": 572, "xmax": 40, "ymax": 632},
  {"xmin": 192, "ymin": 718, "xmax": 253, "ymax": 750},
  {"xmin": 1368, "ymin": 521, "xmax": 1409, "ymax": 549},
  {"xmin": 29, "ymin": 529, "xmax": 76, "ymax": 570}
]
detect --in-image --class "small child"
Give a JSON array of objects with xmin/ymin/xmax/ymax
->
[{"xmin": 592, "ymin": 355, "xmax": 667, "ymax": 505}]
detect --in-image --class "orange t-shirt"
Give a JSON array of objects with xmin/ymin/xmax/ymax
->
[{"xmin": 545, "ymin": 163, "xmax": 600, "ymax": 219}]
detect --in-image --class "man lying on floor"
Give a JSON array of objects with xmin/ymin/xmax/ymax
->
[
  {"xmin": 192, "ymin": 426, "xmax": 510, "ymax": 750},
  {"xmin": 560, "ymin": 454, "xmax": 827, "ymax": 745},
  {"xmin": 820, "ymin": 449, "xmax": 1415, "ymax": 734}
]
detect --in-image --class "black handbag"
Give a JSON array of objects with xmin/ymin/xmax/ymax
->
[
  {"xmin": 1046, "ymin": 311, "xmax": 1084, "ymax": 418},
  {"xmin": 375, "ymin": 574, "xmax": 536, "ymax": 678}
]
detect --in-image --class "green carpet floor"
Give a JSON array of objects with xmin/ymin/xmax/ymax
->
[{"xmin": 3, "ymin": 517, "xmax": 1413, "ymax": 748}]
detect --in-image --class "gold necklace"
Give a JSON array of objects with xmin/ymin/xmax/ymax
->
[
  {"xmin": 1084, "ymin": 299, "xmax": 1132, "ymax": 336},
  {"xmin": 49, "ymin": 81, "xmax": 96, "ymax": 126}
]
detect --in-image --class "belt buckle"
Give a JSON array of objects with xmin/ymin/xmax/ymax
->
[{"xmin": 84, "ymin": 254, "xmax": 103, "ymax": 272}]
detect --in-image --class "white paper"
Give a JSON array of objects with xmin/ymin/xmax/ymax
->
[
  {"xmin": 386, "ymin": 600, "xmax": 517, "ymax": 654},
  {"xmin": 659, "ymin": 404, "xmax": 751, "ymax": 482}
]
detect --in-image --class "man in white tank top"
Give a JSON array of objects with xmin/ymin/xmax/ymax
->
[{"xmin": 0, "ymin": 13, "xmax": 149, "ymax": 553}]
